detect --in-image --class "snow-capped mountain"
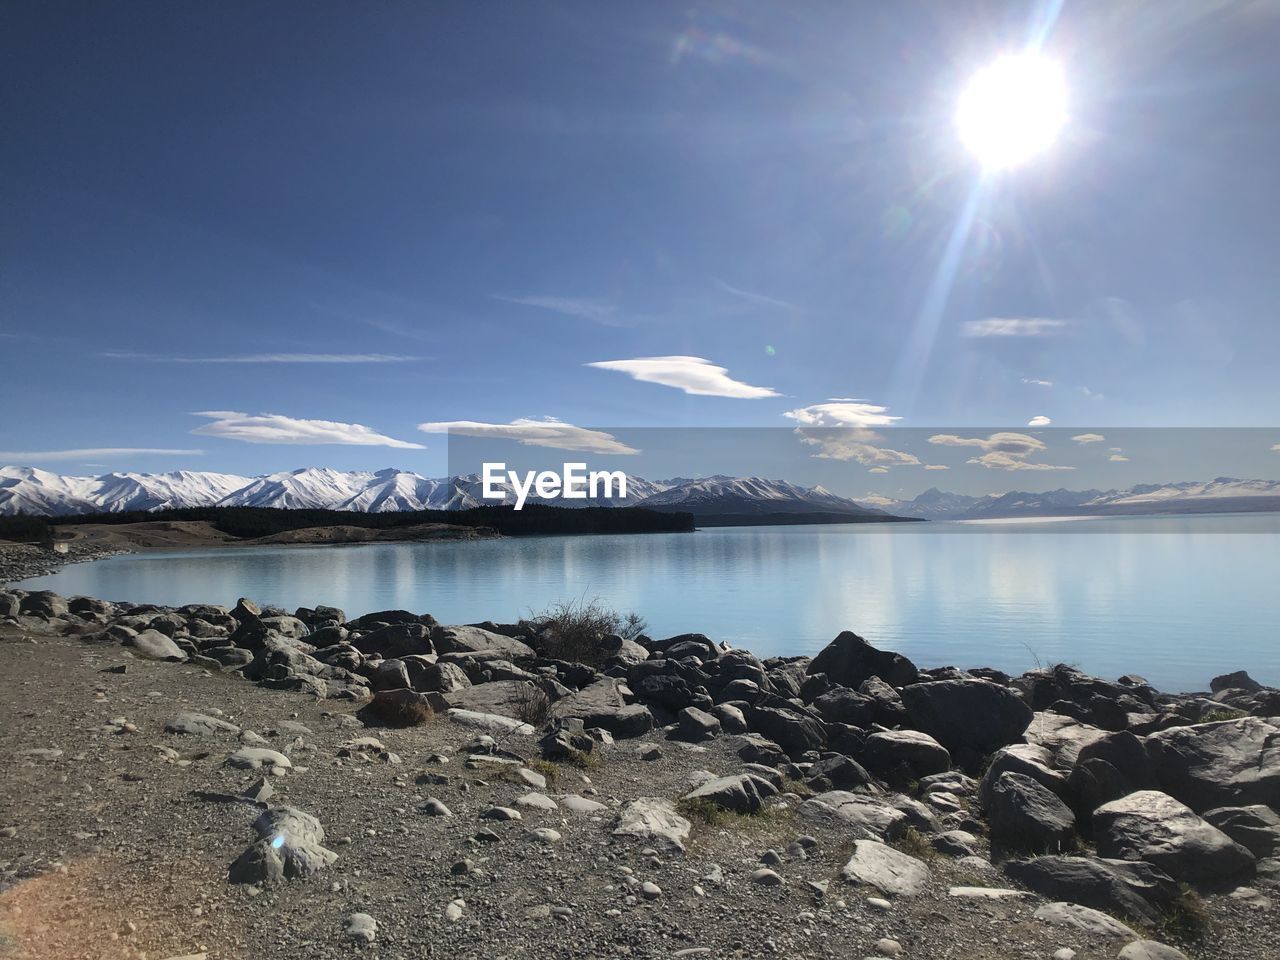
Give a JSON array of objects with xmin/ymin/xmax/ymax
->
[
  {"xmin": 5, "ymin": 466, "xmax": 1278, "ymax": 520},
  {"xmin": 0, "ymin": 466, "xmax": 251, "ymax": 516},
  {"xmin": 0, "ymin": 466, "xmax": 869, "ymax": 518},
  {"xmin": 860, "ymin": 478, "xmax": 1280, "ymax": 520},
  {"xmin": 637, "ymin": 475, "xmax": 885, "ymax": 517}
]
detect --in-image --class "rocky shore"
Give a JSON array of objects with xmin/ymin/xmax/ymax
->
[
  {"xmin": 0, "ymin": 540, "xmax": 129, "ymax": 584},
  {"xmin": 2, "ymin": 588, "xmax": 1277, "ymax": 960}
]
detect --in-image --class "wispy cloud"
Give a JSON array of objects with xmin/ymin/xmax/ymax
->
[
  {"xmin": 1072, "ymin": 433, "xmax": 1106, "ymax": 444},
  {"xmin": 963, "ymin": 317, "xmax": 1067, "ymax": 337},
  {"xmin": 1272, "ymin": 443, "xmax": 1280, "ymax": 452},
  {"xmin": 928, "ymin": 432, "xmax": 1072, "ymax": 471},
  {"xmin": 924, "ymin": 464, "xmax": 950, "ymax": 470},
  {"xmin": 868, "ymin": 466, "xmax": 889, "ymax": 474},
  {"xmin": 106, "ymin": 352, "xmax": 422, "ymax": 364},
  {"xmin": 587, "ymin": 356, "xmax": 780, "ymax": 398},
  {"xmin": 1028, "ymin": 415, "xmax": 1052, "ymax": 427},
  {"xmin": 1022, "ymin": 377, "xmax": 1054, "ymax": 387},
  {"xmin": 494, "ymin": 295, "xmax": 623, "ymax": 326},
  {"xmin": 782, "ymin": 399, "xmax": 899, "ymax": 427},
  {"xmin": 192, "ymin": 412, "xmax": 425, "ymax": 448},
  {"xmin": 715, "ymin": 279, "xmax": 800, "ymax": 312},
  {"xmin": 1109, "ymin": 453, "xmax": 1130, "ymax": 462},
  {"xmin": 0, "ymin": 448, "xmax": 203, "ymax": 462},
  {"xmin": 417, "ymin": 417, "xmax": 638, "ymax": 455}
]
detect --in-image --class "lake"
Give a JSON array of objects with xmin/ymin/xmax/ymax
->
[{"xmin": 17, "ymin": 513, "xmax": 1280, "ymax": 693}]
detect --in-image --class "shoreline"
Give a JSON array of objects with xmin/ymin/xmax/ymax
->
[{"xmin": 1, "ymin": 587, "xmax": 1278, "ymax": 959}]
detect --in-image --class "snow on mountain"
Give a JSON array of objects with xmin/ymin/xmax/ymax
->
[
  {"xmin": 4, "ymin": 466, "xmax": 1278, "ymax": 519},
  {"xmin": 640, "ymin": 475, "xmax": 882, "ymax": 516},
  {"xmin": 216, "ymin": 467, "xmax": 378, "ymax": 510},
  {"xmin": 92, "ymin": 470, "xmax": 253, "ymax": 512}
]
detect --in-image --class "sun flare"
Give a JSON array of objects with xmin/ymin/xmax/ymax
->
[{"xmin": 956, "ymin": 53, "xmax": 1067, "ymax": 170}]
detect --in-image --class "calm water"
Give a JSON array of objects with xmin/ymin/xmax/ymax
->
[{"xmin": 18, "ymin": 513, "xmax": 1280, "ymax": 692}]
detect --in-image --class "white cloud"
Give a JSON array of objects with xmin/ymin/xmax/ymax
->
[
  {"xmin": 1109, "ymin": 453, "xmax": 1130, "ymax": 462},
  {"xmin": 587, "ymin": 356, "xmax": 780, "ymax": 398},
  {"xmin": 1072, "ymin": 433, "xmax": 1106, "ymax": 444},
  {"xmin": 967, "ymin": 452, "xmax": 1074, "ymax": 471},
  {"xmin": 868, "ymin": 466, "xmax": 890, "ymax": 474},
  {"xmin": 1022, "ymin": 377, "xmax": 1053, "ymax": 387},
  {"xmin": 0, "ymin": 448, "xmax": 204, "ymax": 462},
  {"xmin": 495, "ymin": 295, "xmax": 622, "ymax": 326},
  {"xmin": 106, "ymin": 352, "xmax": 422, "ymax": 364},
  {"xmin": 192, "ymin": 412, "xmax": 425, "ymax": 449},
  {"xmin": 928, "ymin": 432, "xmax": 1072, "ymax": 471},
  {"xmin": 417, "ymin": 417, "xmax": 638, "ymax": 455},
  {"xmin": 1272, "ymin": 443, "xmax": 1280, "ymax": 452},
  {"xmin": 795, "ymin": 430, "xmax": 922, "ymax": 466},
  {"xmin": 715, "ymin": 279, "xmax": 800, "ymax": 311},
  {"xmin": 924, "ymin": 464, "xmax": 950, "ymax": 470},
  {"xmin": 1028, "ymin": 415, "xmax": 1052, "ymax": 427},
  {"xmin": 963, "ymin": 317, "xmax": 1067, "ymax": 337},
  {"xmin": 782, "ymin": 399, "xmax": 899, "ymax": 427}
]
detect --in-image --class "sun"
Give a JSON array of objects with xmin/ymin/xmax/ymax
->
[{"xmin": 956, "ymin": 53, "xmax": 1068, "ymax": 171}]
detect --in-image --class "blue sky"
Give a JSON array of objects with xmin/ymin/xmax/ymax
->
[{"xmin": 3, "ymin": 1, "xmax": 1279, "ymax": 497}]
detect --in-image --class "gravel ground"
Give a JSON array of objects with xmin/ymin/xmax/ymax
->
[
  {"xmin": 1, "ymin": 626, "xmax": 1275, "ymax": 960},
  {"xmin": 0, "ymin": 542, "xmax": 128, "ymax": 586}
]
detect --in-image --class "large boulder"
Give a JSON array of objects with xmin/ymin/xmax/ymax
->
[
  {"xmin": 744, "ymin": 703, "xmax": 825, "ymax": 758},
  {"xmin": 431, "ymin": 625, "xmax": 534, "ymax": 659},
  {"xmin": 812, "ymin": 686, "xmax": 877, "ymax": 726},
  {"xmin": 1202, "ymin": 805, "xmax": 1280, "ymax": 858},
  {"xmin": 19, "ymin": 591, "xmax": 69, "ymax": 619},
  {"xmin": 797, "ymin": 791, "xmax": 908, "ymax": 841},
  {"xmin": 839, "ymin": 840, "xmax": 930, "ymax": 896},
  {"xmin": 979, "ymin": 744, "xmax": 1069, "ymax": 811},
  {"xmin": 125, "ymin": 629, "xmax": 188, "ymax": 662},
  {"xmin": 682, "ymin": 773, "xmax": 777, "ymax": 814},
  {"xmin": 411, "ymin": 660, "xmax": 471, "ymax": 694},
  {"xmin": 807, "ymin": 632, "xmax": 918, "ymax": 689},
  {"xmin": 676, "ymin": 706, "xmax": 722, "ymax": 742},
  {"xmin": 900, "ymin": 679, "xmax": 1032, "ymax": 764},
  {"xmin": 228, "ymin": 806, "xmax": 337, "ymax": 885},
  {"xmin": 1143, "ymin": 717, "xmax": 1280, "ymax": 812},
  {"xmin": 863, "ymin": 730, "xmax": 951, "ymax": 780},
  {"xmin": 613, "ymin": 798, "xmax": 691, "ymax": 853},
  {"xmin": 551, "ymin": 678, "xmax": 654, "ymax": 738},
  {"xmin": 352, "ymin": 623, "xmax": 433, "ymax": 658},
  {"xmin": 1067, "ymin": 730, "xmax": 1159, "ymax": 816},
  {"xmin": 1094, "ymin": 790, "xmax": 1255, "ymax": 882},
  {"xmin": 1003, "ymin": 855, "xmax": 1178, "ymax": 924},
  {"xmin": 987, "ymin": 771, "xmax": 1077, "ymax": 854}
]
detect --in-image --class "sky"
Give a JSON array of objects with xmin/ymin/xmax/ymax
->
[{"xmin": 3, "ymin": 1, "xmax": 1280, "ymax": 499}]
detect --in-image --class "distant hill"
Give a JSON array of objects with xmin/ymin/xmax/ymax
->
[{"xmin": 859, "ymin": 478, "xmax": 1280, "ymax": 520}]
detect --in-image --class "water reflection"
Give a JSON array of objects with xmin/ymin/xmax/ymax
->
[{"xmin": 17, "ymin": 516, "xmax": 1280, "ymax": 692}]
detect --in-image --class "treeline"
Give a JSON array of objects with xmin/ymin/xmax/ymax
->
[{"xmin": 0, "ymin": 504, "xmax": 694, "ymax": 541}]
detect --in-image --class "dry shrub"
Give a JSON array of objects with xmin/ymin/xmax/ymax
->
[
  {"xmin": 513, "ymin": 683, "xmax": 552, "ymax": 728},
  {"xmin": 530, "ymin": 598, "xmax": 647, "ymax": 667}
]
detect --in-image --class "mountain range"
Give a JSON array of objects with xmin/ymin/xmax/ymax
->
[
  {"xmin": 3, "ymin": 466, "xmax": 1278, "ymax": 521},
  {"xmin": 859, "ymin": 478, "xmax": 1280, "ymax": 520},
  {"xmin": 0, "ymin": 466, "xmax": 885, "ymax": 519}
]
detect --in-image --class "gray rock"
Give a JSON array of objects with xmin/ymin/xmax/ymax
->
[
  {"xmin": 798, "ymin": 791, "xmax": 908, "ymax": 841},
  {"xmin": 710, "ymin": 703, "xmax": 748, "ymax": 734},
  {"xmin": 613, "ymin": 798, "xmax": 692, "ymax": 853},
  {"xmin": 539, "ymin": 716, "xmax": 596, "ymax": 760},
  {"xmin": 979, "ymin": 744, "xmax": 1068, "ymax": 810},
  {"xmin": 228, "ymin": 806, "xmax": 337, "ymax": 885},
  {"xmin": 420, "ymin": 798, "xmax": 453, "ymax": 817},
  {"xmin": 480, "ymin": 806, "xmax": 521, "ymax": 821},
  {"xmin": 226, "ymin": 747, "xmax": 292, "ymax": 774},
  {"xmin": 744, "ymin": 703, "xmax": 825, "ymax": 758},
  {"xmin": 1203, "ymin": 805, "xmax": 1280, "ymax": 858},
  {"xmin": 1032, "ymin": 902, "xmax": 1136, "ymax": 939},
  {"xmin": 682, "ymin": 773, "xmax": 777, "ymax": 814},
  {"xmin": 415, "ymin": 660, "xmax": 471, "ymax": 693},
  {"xmin": 751, "ymin": 867, "xmax": 783, "ymax": 885},
  {"xmin": 676, "ymin": 706, "xmax": 722, "ymax": 742},
  {"xmin": 164, "ymin": 712, "xmax": 241, "ymax": 736},
  {"xmin": 900, "ymin": 679, "xmax": 1032, "ymax": 763},
  {"xmin": 864, "ymin": 729, "xmax": 951, "ymax": 779},
  {"xmin": 1003, "ymin": 855, "xmax": 1177, "ymax": 924},
  {"xmin": 431, "ymin": 624, "xmax": 534, "ymax": 658},
  {"xmin": 345, "ymin": 913, "xmax": 377, "ymax": 944},
  {"xmin": 987, "ymin": 770, "xmax": 1076, "ymax": 854},
  {"xmin": 1067, "ymin": 730, "xmax": 1159, "ymax": 815},
  {"xmin": 353, "ymin": 622, "xmax": 433, "ymax": 658},
  {"xmin": 808, "ymin": 632, "xmax": 918, "ymax": 689},
  {"xmin": 126, "ymin": 629, "xmax": 188, "ymax": 662},
  {"xmin": 1144, "ymin": 717, "xmax": 1280, "ymax": 811},
  {"xmin": 561, "ymin": 794, "xmax": 608, "ymax": 816},
  {"xmin": 1118, "ymin": 942, "xmax": 1190, "ymax": 960},
  {"xmin": 1095, "ymin": 790, "xmax": 1255, "ymax": 882},
  {"xmin": 839, "ymin": 840, "xmax": 930, "ymax": 896},
  {"xmin": 550, "ymin": 678, "xmax": 654, "ymax": 738}
]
